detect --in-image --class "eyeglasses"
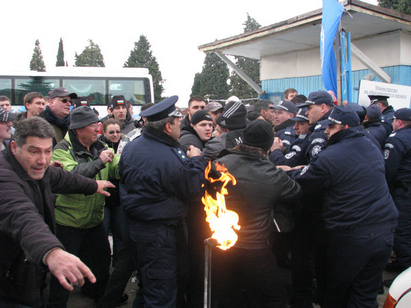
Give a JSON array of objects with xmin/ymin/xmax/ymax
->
[
  {"xmin": 88, "ymin": 123, "xmax": 100, "ymax": 129},
  {"xmin": 107, "ymin": 130, "xmax": 120, "ymax": 134},
  {"xmin": 58, "ymin": 98, "xmax": 72, "ymax": 104}
]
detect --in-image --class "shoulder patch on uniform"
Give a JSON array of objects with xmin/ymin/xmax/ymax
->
[
  {"xmin": 315, "ymin": 124, "xmax": 322, "ymax": 130},
  {"xmin": 311, "ymin": 145, "xmax": 322, "ymax": 157},
  {"xmin": 384, "ymin": 143, "xmax": 394, "ymax": 149},
  {"xmin": 172, "ymin": 148, "xmax": 189, "ymax": 163},
  {"xmin": 282, "ymin": 140, "xmax": 291, "ymax": 146},
  {"xmin": 389, "ymin": 132, "xmax": 396, "ymax": 137},
  {"xmin": 300, "ymin": 165, "xmax": 310, "ymax": 175},
  {"xmin": 291, "ymin": 145, "xmax": 302, "ymax": 152},
  {"xmin": 383, "ymin": 149, "xmax": 390, "ymax": 160},
  {"xmin": 311, "ymin": 138, "xmax": 325, "ymax": 144},
  {"xmin": 285, "ymin": 152, "xmax": 297, "ymax": 159}
]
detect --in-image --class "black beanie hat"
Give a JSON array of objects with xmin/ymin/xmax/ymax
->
[
  {"xmin": 191, "ymin": 110, "xmax": 213, "ymax": 125},
  {"xmin": 216, "ymin": 101, "xmax": 247, "ymax": 130},
  {"xmin": 243, "ymin": 119, "xmax": 274, "ymax": 152}
]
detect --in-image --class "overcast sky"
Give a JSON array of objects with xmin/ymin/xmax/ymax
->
[{"xmin": 2, "ymin": 0, "xmax": 378, "ymax": 107}]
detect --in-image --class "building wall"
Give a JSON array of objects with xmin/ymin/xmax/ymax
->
[
  {"xmin": 261, "ymin": 30, "xmax": 409, "ymax": 80},
  {"xmin": 260, "ymin": 65, "xmax": 411, "ymax": 104},
  {"xmin": 260, "ymin": 30, "xmax": 411, "ymax": 104}
]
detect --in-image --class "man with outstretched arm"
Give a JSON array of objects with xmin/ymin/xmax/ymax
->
[{"xmin": 0, "ymin": 117, "xmax": 114, "ymax": 307}]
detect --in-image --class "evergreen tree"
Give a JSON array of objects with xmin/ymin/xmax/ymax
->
[
  {"xmin": 29, "ymin": 39, "xmax": 46, "ymax": 72},
  {"xmin": 124, "ymin": 35, "xmax": 164, "ymax": 102},
  {"xmin": 378, "ymin": 0, "xmax": 411, "ymax": 14},
  {"xmin": 230, "ymin": 14, "xmax": 261, "ymax": 100},
  {"xmin": 56, "ymin": 38, "xmax": 65, "ymax": 67},
  {"xmin": 191, "ymin": 73, "xmax": 202, "ymax": 96},
  {"xmin": 74, "ymin": 39, "xmax": 105, "ymax": 67},
  {"xmin": 197, "ymin": 52, "xmax": 230, "ymax": 100}
]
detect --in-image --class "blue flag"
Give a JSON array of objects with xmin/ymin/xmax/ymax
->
[{"xmin": 321, "ymin": 0, "xmax": 344, "ymax": 95}]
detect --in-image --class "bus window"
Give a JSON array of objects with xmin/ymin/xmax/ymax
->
[
  {"xmin": 15, "ymin": 77, "xmax": 59, "ymax": 105},
  {"xmin": 0, "ymin": 78, "xmax": 12, "ymax": 99},
  {"xmin": 63, "ymin": 79, "xmax": 105, "ymax": 106},
  {"xmin": 109, "ymin": 79, "xmax": 149, "ymax": 105}
]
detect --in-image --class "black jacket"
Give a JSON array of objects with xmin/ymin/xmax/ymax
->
[
  {"xmin": 210, "ymin": 145, "xmax": 302, "ymax": 249},
  {"xmin": 0, "ymin": 144, "xmax": 97, "ymax": 305}
]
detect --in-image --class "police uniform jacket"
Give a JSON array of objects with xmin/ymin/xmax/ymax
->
[
  {"xmin": 382, "ymin": 106, "xmax": 395, "ymax": 124},
  {"xmin": 295, "ymin": 128, "xmax": 398, "ymax": 232},
  {"xmin": 269, "ymin": 133, "xmax": 310, "ymax": 167},
  {"xmin": 0, "ymin": 144, "xmax": 97, "ymax": 306},
  {"xmin": 210, "ymin": 145, "xmax": 302, "ymax": 249},
  {"xmin": 384, "ymin": 125, "xmax": 411, "ymax": 188},
  {"xmin": 305, "ymin": 109, "xmax": 333, "ymax": 163},
  {"xmin": 119, "ymin": 126, "xmax": 208, "ymax": 224},
  {"xmin": 364, "ymin": 121, "xmax": 392, "ymax": 150},
  {"xmin": 274, "ymin": 119, "xmax": 297, "ymax": 149}
]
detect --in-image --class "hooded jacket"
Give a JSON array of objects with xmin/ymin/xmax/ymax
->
[{"xmin": 0, "ymin": 144, "xmax": 97, "ymax": 305}]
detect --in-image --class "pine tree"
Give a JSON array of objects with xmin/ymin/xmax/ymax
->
[
  {"xmin": 74, "ymin": 39, "xmax": 105, "ymax": 67},
  {"xmin": 124, "ymin": 35, "xmax": 164, "ymax": 102},
  {"xmin": 196, "ymin": 53, "xmax": 230, "ymax": 100},
  {"xmin": 191, "ymin": 73, "xmax": 202, "ymax": 96},
  {"xmin": 378, "ymin": 0, "xmax": 411, "ymax": 14},
  {"xmin": 230, "ymin": 14, "xmax": 261, "ymax": 100},
  {"xmin": 29, "ymin": 39, "xmax": 46, "ymax": 72},
  {"xmin": 56, "ymin": 38, "xmax": 65, "ymax": 67}
]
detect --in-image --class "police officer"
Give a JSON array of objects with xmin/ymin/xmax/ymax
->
[
  {"xmin": 384, "ymin": 108, "xmax": 411, "ymax": 272},
  {"xmin": 270, "ymin": 107, "xmax": 310, "ymax": 167},
  {"xmin": 119, "ymin": 96, "xmax": 208, "ymax": 307},
  {"xmin": 297, "ymin": 90, "xmax": 335, "ymax": 162},
  {"xmin": 363, "ymin": 104, "xmax": 392, "ymax": 150},
  {"xmin": 293, "ymin": 106, "xmax": 398, "ymax": 308},
  {"xmin": 273, "ymin": 100, "xmax": 298, "ymax": 149},
  {"xmin": 368, "ymin": 95, "xmax": 395, "ymax": 124}
]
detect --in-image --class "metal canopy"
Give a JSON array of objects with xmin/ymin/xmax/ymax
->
[{"xmin": 198, "ymin": 0, "xmax": 411, "ymax": 60}]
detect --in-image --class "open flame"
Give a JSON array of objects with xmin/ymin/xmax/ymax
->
[{"xmin": 202, "ymin": 161, "xmax": 241, "ymax": 250}]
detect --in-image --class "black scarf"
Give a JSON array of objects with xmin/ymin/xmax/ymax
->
[{"xmin": 44, "ymin": 106, "xmax": 71, "ymax": 133}]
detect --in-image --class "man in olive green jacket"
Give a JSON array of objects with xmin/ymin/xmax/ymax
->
[{"xmin": 48, "ymin": 106, "xmax": 120, "ymax": 307}]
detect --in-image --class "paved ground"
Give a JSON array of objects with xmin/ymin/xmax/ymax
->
[{"xmin": 41, "ymin": 269, "xmax": 397, "ymax": 308}]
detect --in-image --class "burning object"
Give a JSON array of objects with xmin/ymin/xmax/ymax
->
[{"xmin": 202, "ymin": 161, "xmax": 241, "ymax": 250}]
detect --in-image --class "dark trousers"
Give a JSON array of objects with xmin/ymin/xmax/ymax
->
[
  {"xmin": 97, "ymin": 235, "xmax": 134, "ymax": 308},
  {"xmin": 392, "ymin": 187, "xmax": 411, "ymax": 269},
  {"xmin": 212, "ymin": 246, "xmax": 289, "ymax": 308},
  {"xmin": 290, "ymin": 206, "xmax": 323, "ymax": 307},
  {"xmin": 102, "ymin": 205, "xmax": 126, "ymax": 267},
  {"xmin": 47, "ymin": 223, "xmax": 111, "ymax": 308},
  {"xmin": 318, "ymin": 227, "xmax": 393, "ymax": 308},
  {"xmin": 128, "ymin": 220, "xmax": 187, "ymax": 308}
]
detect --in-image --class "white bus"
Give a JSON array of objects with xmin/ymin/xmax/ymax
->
[{"xmin": 0, "ymin": 67, "xmax": 154, "ymax": 117}]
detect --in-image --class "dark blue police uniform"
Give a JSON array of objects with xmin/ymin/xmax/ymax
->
[
  {"xmin": 294, "ymin": 108, "xmax": 397, "ymax": 307},
  {"xmin": 384, "ymin": 123, "xmax": 411, "ymax": 270},
  {"xmin": 119, "ymin": 96, "xmax": 207, "ymax": 307}
]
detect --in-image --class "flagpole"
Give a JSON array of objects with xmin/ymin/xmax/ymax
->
[{"xmin": 336, "ymin": 23, "xmax": 342, "ymax": 105}]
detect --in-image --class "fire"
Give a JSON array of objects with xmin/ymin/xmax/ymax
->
[{"xmin": 202, "ymin": 161, "xmax": 241, "ymax": 250}]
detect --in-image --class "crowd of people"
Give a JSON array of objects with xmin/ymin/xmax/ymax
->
[{"xmin": 0, "ymin": 86, "xmax": 410, "ymax": 308}]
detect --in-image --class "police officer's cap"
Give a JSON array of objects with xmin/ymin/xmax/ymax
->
[
  {"xmin": 320, "ymin": 106, "xmax": 360, "ymax": 128},
  {"xmin": 290, "ymin": 107, "xmax": 309, "ymax": 122},
  {"xmin": 366, "ymin": 105, "xmax": 382, "ymax": 119},
  {"xmin": 273, "ymin": 100, "xmax": 298, "ymax": 115},
  {"xmin": 368, "ymin": 95, "xmax": 389, "ymax": 105},
  {"xmin": 297, "ymin": 90, "xmax": 334, "ymax": 107},
  {"xmin": 394, "ymin": 108, "xmax": 411, "ymax": 121},
  {"xmin": 140, "ymin": 95, "xmax": 182, "ymax": 121}
]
